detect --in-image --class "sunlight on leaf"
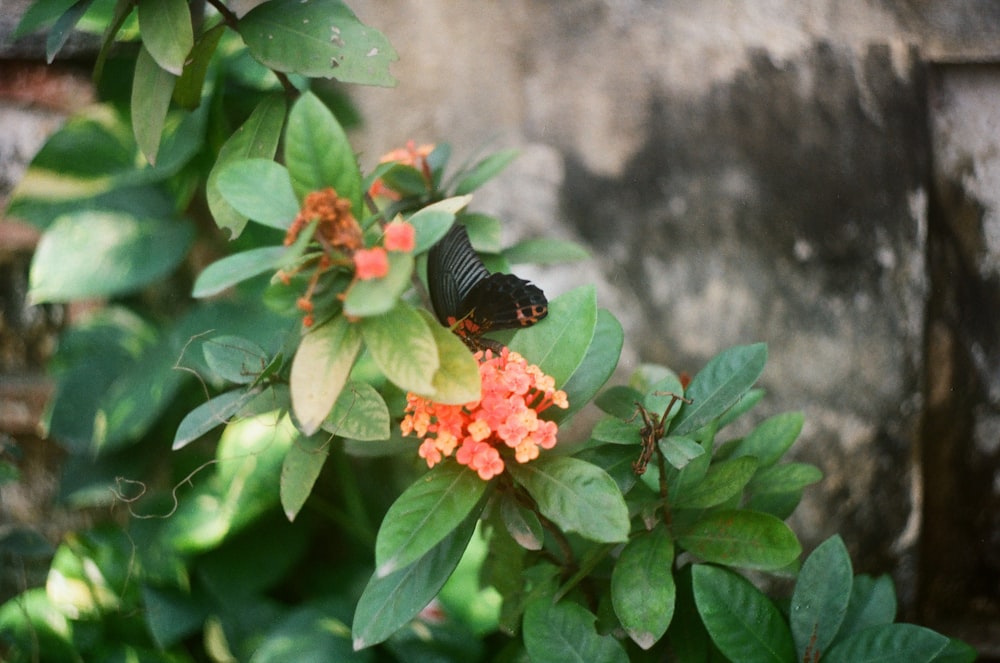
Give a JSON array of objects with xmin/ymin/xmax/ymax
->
[{"xmin": 290, "ymin": 315, "xmax": 362, "ymax": 435}]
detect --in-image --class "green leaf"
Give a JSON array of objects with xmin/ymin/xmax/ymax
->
[
  {"xmin": 931, "ymin": 638, "xmax": 978, "ymax": 663},
  {"xmin": 660, "ymin": 436, "xmax": 706, "ymax": 470},
  {"xmin": 137, "ymin": 0, "xmax": 193, "ymax": 75},
  {"xmin": 749, "ymin": 462, "xmax": 823, "ymax": 493},
  {"xmin": 166, "ymin": 411, "xmax": 299, "ymax": 552},
  {"xmin": 378, "ymin": 163, "xmax": 428, "ymax": 196},
  {"xmin": 46, "ymin": 529, "xmax": 134, "ymax": 617},
  {"xmin": 666, "ymin": 566, "xmax": 718, "ymax": 663},
  {"xmin": 174, "ymin": 23, "xmax": 225, "ymax": 109},
  {"xmin": 144, "ymin": 92, "xmax": 209, "ymax": 177},
  {"xmin": 454, "ymin": 149, "xmax": 518, "ymax": 195},
  {"xmin": 46, "ymin": 0, "xmax": 93, "ymax": 64},
  {"xmin": 343, "ymin": 252, "xmax": 415, "ymax": 317},
  {"xmin": 670, "ymin": 343, "xmax": 768, "ymax": 437},
  {"xmin": 523, "ymin": 599, "xmax": 629, "ymax": 663},
  {"xmin": 240, "ymin": 0, "xmax": 397, "ymax": 86},
  {"xmin": 216, "ymin": 158, "xmax": 300, "ymax": 230},
  {"xmin": 0, "ymin": 589, "xmax": 76, "ymax": 661},
  {"xmin": 629, "ymin": 363, "xmax": 677, "ymax": 394},
  {"xmin": 131, "ymin": 44, "xmax": 177, "ymax": 165},
  {"xmin": 203, "ymin": 335, "xmax": 269, "ymax": 385},
  {"xmin": 677, "ymin": 510, "xmax": 801, "ymax": 571},
  {"xmin": 290, "ymin": 314, "xmax": 363, "ymax": 435},
  {"xmin": 352, "ymin": 509, "xmax": 477, "ymax": 649},
  {"xmin": 420, "ymin": 310, "xmax": 481, "ymax": 405},
  {"xmin": 664, "ymin": 441, "xmax": 711, "ymax": 506},
  {"xmin": 558, "ymin": 309, "xmax": 624, "ymax": 421},
  {"xmin": 249, "ymin": 601, "xmax": 355, "ymax": 662},
  {"xmin": 375, "ymin": 463, "xmax": 488, "ymax": 576},
  {"xmin": 320, "ymin": 381, "xmax": 390, "ymax": 441},
  {"xmin": 835, "ymin": 574, "xmax": 897, "ymax": 645},
  {"xmin": 509, "ymin": 285, "xmax": 598, "ymax": 388},
  {"xmin": 29, "ymin": 212, "xmax": 193, "ymax": 303},
  {"xmin": 673, "ymin": 456, "xmax": 758, "ymax": 509},
  {"xmin": 284, "ymin": 91, "xmax": 362, "ymax": 209},
  {"xmin": 7, "ymin": 105, "xmax": 191, "ymax": 218},
  {"xmin": 13, "ymin": 0, "xmax": 80, "ymax": 38},
  {"xmin": 280, "ymin": 433, "xmax": 328, "ymax": 521},
  {"xmin": 692, "ymin": 564, "xmax": 796, "ymax": 663},
  {"xmin": 590, "ymin": 417, "xmax": 642, "ymax": 446},
  {"xmin": 460, "ymin": 212, "xmax": 502, "ymax": 252},
  {"xmin": 93, "ymin": 0, "xmax": 136, "ymax": 84},
  {"xmin": 718, "ymin": 387, "xmax": 766, "ymax": 430},
  {"xmin": 504, "ymin": 238, "xmax": 592, "ymax": 265},
  {"xmin": 142, "ymin": 585, "xmax": 209, "ymax": 649},
  {"xmin": 745, "ymin": 461, "xmax": 822, "ymax": 520},
  {"xmin": 191, "ymin": 246, "xmax": 287, "ymax": 298},
  {"xmin": 499, "ymin": 494, "xmax": 543, "ymax": 550},
  {"xmin": 173, "ymin": 388, "xmax": 258, "ymax": 451},
  {"xmin": 360, "ymin": 302, "xmax": 438, "ymax": 396},
  {"xmin": 192, "ymin": 516, "xmax": 308, "ymax": 601},
  {"xmin": 611, "ymin": 527, "xmax": 676, "ymax": 649},
  {"xmin": 574, "ymin": 445, "xmax": 640, "ymax": 495},
  {"xmin": 408, "ymin": 196, "xmax": 472, "ymax": 253},
  {"xmin": 823, "ymin": 624, "xmax": 949, "ymax": 663},
  {"xmin": 791, "ymin": 535, "xmax": 853, "ymax": 660},
  {"xmin": 207, "ymin": 94, "xmax": 287, "ymax": 238},
  {"xmin": 746, "ymin": 489, "xmax": 806, "ymax": 520},
  {"xmin": 507, "ymin": 456, "xmax": 629, "ymax": 543},
  {"xmin": 729, "ymin": 412, "xmax": 804, "ymax": 467},
  {"xmin": 595, "ymin": 385, "xmax": 644, "ymax": 420},
  {"xmin": 45, "ymin": 308, "xmax": 153, "ymax": 454}
]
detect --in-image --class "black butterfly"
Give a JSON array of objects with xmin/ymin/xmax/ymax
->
[{"xmin": 427, "ymin": 224, "xmax": 547, "ymax": 349}]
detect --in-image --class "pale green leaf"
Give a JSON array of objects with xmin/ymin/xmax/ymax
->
[
  {"xmin": 290, "ymin": 315, "xmax": 362, "ymax": 435},
  {"xmin": 137, "ymin": 0, "xmax": 193, "ymax": 75}
]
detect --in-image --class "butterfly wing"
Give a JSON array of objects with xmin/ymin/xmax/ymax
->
[
  {"xmin": 427, "ymin": 223, "xmax": 548, "ymax": 345},
  {"xmin": 427, "ymin": 224, "xmax": 490, "ymax": 325},
  {"xmin": 464, "ymin": 273, "xmax": 548, "ymax": 332}
]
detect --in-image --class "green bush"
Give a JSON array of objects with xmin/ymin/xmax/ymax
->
[{"xmin": 0, "ymin": 1, "xmax": 976, "ymax": 661}]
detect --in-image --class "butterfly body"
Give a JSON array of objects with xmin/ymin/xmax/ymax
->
[{"xmin": 427, "ymin": 225, "xmax": 547, "ymax": 349}]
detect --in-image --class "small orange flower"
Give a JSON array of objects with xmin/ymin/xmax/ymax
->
[
  {"xmin": 384, "ymin": 221, "xmax": 416, "ymax": 252},
  {"xmin": 400, "ymin": 348, "xmax": 569, "ymax": 480},
  {"xmin": 353, "ymin": 247, "xmax": 389, "ymax": 280}
]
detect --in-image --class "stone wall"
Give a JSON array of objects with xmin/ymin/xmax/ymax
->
[{"xmin": 1, "ymin": 0, "xmax": 999, "ymax": 652}]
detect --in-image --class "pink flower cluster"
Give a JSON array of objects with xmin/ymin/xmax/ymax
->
[{"xmin": 401, "ymin": 348, "xmax": 569, "ymax": 480}]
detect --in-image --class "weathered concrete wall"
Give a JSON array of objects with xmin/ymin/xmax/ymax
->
[{"xmin": 346, "ymin": 0, "xmax": 1000, "ymax": 649}]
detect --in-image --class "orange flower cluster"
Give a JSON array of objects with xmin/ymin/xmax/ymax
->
[
  {"xmin": 281, "ymin": 188, "xmax": 416, "ymax": 325},
  {"xmin": 285, "ymin": 187, "xmax": 362, "ymax": 252},
  {"xmin": 401, "ymin": 348, "xmax": 569, "ymax": 480},
  {"xmin": 368, "ymin": 140, "xmax": 435, "ymax": 200}
]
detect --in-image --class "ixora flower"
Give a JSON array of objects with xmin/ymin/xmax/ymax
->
[
  {"xmin": 279, "ymin": 188, "xmax": 415, "ymax": 325},
  {"xmin": 353, "ymin": 247, "xmax": 389, "ymax": 280},
  {"xmin": 285, "ymin": 187, "xmax": 362, "ymax": 252},
  {"xmin": 383, "ymin": 220, "xmax": 416, "ymax": 252},
  {"xmin": 401, "ymin": 348, "xmax": 569, "ymax": 480}
]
